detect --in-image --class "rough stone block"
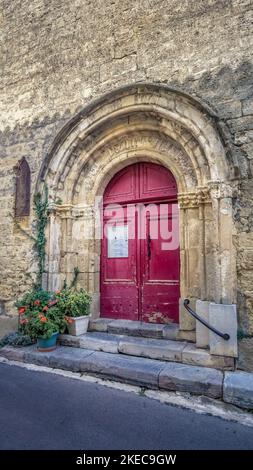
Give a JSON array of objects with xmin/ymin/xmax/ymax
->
[
  {"xmin": 118, "ymin": 336, "xmax": 185, "ymax": 362},
  {"xmin": 0, "ymin": 316, "xmax": 19, "ymax": 337},
  {"xmin": 88, "ymin": 318, "xmax": 113, "ymax": 332},
  {"xmin": 176, "ymin": 329, "xmax": 196, "ymax": 342},
  {"xmin": 24, "ymin": 347, "xmax": 52, "ymax": 367},
  {"xmin": 224, "ymin": 371, "xmax": 253, "ymax": 409},
  {"xmin": 182, "ymin": 344, "xmax": 234, "ymax": 370},
  {"xmin": 59, "ymin": 334, "xmax": 80, "ymax": 347},
  {"xmin": 179, "ymin": 297, "xmax": 196, "ymax": 331},
  {"xmin": 196, "ymin": 300, "xmax": 210, "ymax": 348},
  {"xmin": 48, "ymin": 347, "xmax": 94, "ymax": 372},
  {"xmin": 0, "ymin": 345, "xmax": 25, "ymax": 362},
  {"xmin": 79, "ymin": 351, "xmax": 164, "ymax": 388},
  {"xmin": 237, "ymin": 337, "xmax": 253, "ymax": 373},
  {"xmin": 108, "ymin": 320, "xmax": 165, "ymax": 339},
  {"xmin": 159, "ymin": 362, "xmax": 223, "ymax": 398},
  {"xmin": 163, "ymin": 324, "xmax": 179, "ymax": 340},
  {"xmin": 79, "ymin": 332, "xmax": 120, "ymax": 353},
  {"xmin": 242, "ymin": 98, "xmax": 253, "ymax": 116},
  {"xmin": 209, "ymin": 303, "xmax": 238, "ymax": 358}
]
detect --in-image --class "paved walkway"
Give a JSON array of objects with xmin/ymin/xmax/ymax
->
[{"xmin": 0, "ymin": 362, "xmax": 253, "ymax": 450}]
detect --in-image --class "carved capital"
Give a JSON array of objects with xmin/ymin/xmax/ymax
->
[
  {"xmin": 49, "ymin": 203, "xmax": 94, "ymax": 220},
  {"xmin": 178, "ymin": 187, "xmax": 211, "ymax": 208},
  {"xmin": 208, "ymin": 181, "xmax": 238, "ymax": 199}
]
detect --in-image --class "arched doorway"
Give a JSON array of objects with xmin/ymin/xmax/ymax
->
[
  {"xmin": 100, "ymin": 162, "xmax": 180, "ymax": 323},
  {"xmin": 40, "ymin": 83, "xmax": 236, "ymax": 334}
]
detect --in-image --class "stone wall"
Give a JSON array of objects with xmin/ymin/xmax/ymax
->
[{"xmin": 0, "ymin": 0, "xmax": 253, "ymax": 335}]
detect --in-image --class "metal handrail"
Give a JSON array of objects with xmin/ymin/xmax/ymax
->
[{"xmin": 183, "ymin": 299, "xmax": 230, "ymax": 341}]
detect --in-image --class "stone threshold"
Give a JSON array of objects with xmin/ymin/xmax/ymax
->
[
  {"xmin": 59, "ymin": 331, "xmax": 235, "ymax": 370},
  {"xmin": 1, "ymin": 345, "xmax": 252, "ymax": 409},
  {"xmin": 88, "ymin": 318, "xmax": 196, "ymax": 342}
]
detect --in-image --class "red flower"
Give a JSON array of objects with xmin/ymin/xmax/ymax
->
[
  {"xmin": 20, "ymin": 318, "xmax": 29, "ymax": 324},
  {"xmin": 48, "ymin": 300, "xmax": 57, "ymax": 307},
  {"xmin": 40, "ymin": 316, "xmax": 47, "ymax": 323},
  {"xmin": 18, "ymin": 307, "xmax": 26, "ymax": 315},
  {"xmin": 34, "ymin": 300, "xmax": 40, "ymax": 306},
  {"xmin": 55, "ymin": 290, "xmax": 61, "ymax": 295},
  {"xmin": 43, "ymin": 306, "xmax": 49, "ymax": 312}
]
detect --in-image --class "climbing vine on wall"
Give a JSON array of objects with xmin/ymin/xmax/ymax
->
[{"xmin": 33, "ymin": 186, "xmax": 50, "ymax": 289}]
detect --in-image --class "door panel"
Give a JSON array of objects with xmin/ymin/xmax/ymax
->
[
  {"xmin": 140, "ymin": 204, "xmax": 180, "ymax": 324},
  {"xmin": 140, "ymin": 163, "xmax": 177, "ymax": 200},
  {"xmin": 101, "ymin": 162, "xmax": 180, "ymax": 323},
  {"xmin": 101, "ymin": 208, "xmax": 139, "ymax": 320}
]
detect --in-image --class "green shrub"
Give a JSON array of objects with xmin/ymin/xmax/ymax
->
[
  {"xmin": 0, "ymin": 332, "xmax": 33, "ymax": 348},
  {"xmin": 55, "ymin": 288, "xmax": 91, "ymax": 318},
  {"xmin": 15, "ymin": 287, "xmax": 91, "ymax": 340},
  {"xmin": 15, "ymin": 288, "xmax": 67, "ymax": 340}
]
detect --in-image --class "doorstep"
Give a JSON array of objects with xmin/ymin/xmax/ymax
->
[
  {"xmin": 88, "ymin": 318, "xmax": 196, "ymax": 342},
  {"xmin": 59, "ymin": 331, "xmax": 235, "ymax": 370}
]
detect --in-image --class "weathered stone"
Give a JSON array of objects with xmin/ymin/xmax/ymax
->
[
  {"xmin": 79, "ymin": 351, "xmax": 164, "ymax": 388},
  {"xmin": 242, "ymin": 98, "xmax": 253, "ymax": 116},
  {"xmin": 159, "ymin": 362, "xmax": 223, "ymax": 398},
  {"xmin": 223, "ymin": 371, "xmax": 253, "ymax": 409},
  {"xmin": 196, "ymin": 300, "xmax": 210, "ymax": 348},
  {"xmin": 177, "ymin": 330, "xmax": 196, "ymax": 342},
  {"xmin": 209, "ymin": 303, "xmax": 238, "ymax": 358},
  {"xmin": 182, "ymin": 344, "xmax": 235, "ymax": 370},
  {"xmin": 237, "ymin": 338, "xmax": 253, "ymax": 372},
  {"xmin": 108, "ymin": 320, "xmax": 165, "ymax": 339},
  {"xmin": 0, "ymin": 316, "xmax": 18, "ymax": 337},
  {"xmin": 59, "ymin": 334, "xmax": 80, "ymax": 347},
  {"xmin": 79, "ymin": 332, "xmax": 120, "ymax": 353},
  {"xmin": 88, "ymin": 318, "xmax": 113, "ymax": 332},
  {"xmin": 48, "ymin": 347, "xmax": 94, "ymax": 372},
  {"xmin": 118, "ymin": 336, "xmax": 186, "ymax": 362},
  {"xmin": 179, "ymin": 297, "xmax": 196, "ymax": 331},
  {"xmin": 0, "ymin": 0, "xmax": 253, "ymax": 371},
  {"xmin": 0, "ymin": 345, "xmax": 25, "ymax": 362},
  {"xmin": 162, "ymin": 324, "xmax": 179, "ymax": 340},
  {"xmin": 24, "ymin": 347, "xmax": 52, "ymax": 367}
]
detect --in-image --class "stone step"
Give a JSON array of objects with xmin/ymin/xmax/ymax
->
[
  {"xmin": 59, "ymin": 331, "xmax": 235, "ymax": 370},
  {"xmin": 88, "ymin": 318, "xmax": 196, "ymax": 342},
  {"xmin": 0, "ymin": 345, "xmax": 223, "ymax": 399}
]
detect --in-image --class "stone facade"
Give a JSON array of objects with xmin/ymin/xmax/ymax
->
[{"xmin": 0, "ymin": 0, "xmax": 253, "ymax": 346}]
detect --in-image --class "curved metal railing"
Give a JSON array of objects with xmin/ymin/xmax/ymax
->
[{"xmin": 183, "ymin": 299, "xmax": 230, "ymax": 341}]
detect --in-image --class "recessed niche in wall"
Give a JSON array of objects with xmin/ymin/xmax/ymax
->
[{"xmin": 14, "ymin": 157, "xmax": 31, "ymax": 217}]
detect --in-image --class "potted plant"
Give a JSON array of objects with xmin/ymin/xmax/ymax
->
[
  {"xmin": 55, "ymin": 288, "xmax": 91, "ymax": 336},
  {"xmin": 15, "ymin": 289, "xmax": 67, "ymax": 351}
]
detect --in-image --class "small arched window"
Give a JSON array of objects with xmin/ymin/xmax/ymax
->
[{"xmin": 14, "ymin": 157, "xmax": 31, "ymax": 217}]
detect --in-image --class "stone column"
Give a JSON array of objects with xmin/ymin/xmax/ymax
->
[
  {"xmin": 178, "ymin": 193, "xmax": 201, "ymax": 331},
  {"xmin": 46, "ymin": 207, "xmax": 62, "ymax": 291},
  {"xmin": 209, "ymin": 182, "xmax": 237, "ymax": 305}
]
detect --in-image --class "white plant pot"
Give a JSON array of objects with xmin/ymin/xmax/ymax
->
[{"xmin": 67, "ymin": 315, "xmax": 91, "ymax": 336}]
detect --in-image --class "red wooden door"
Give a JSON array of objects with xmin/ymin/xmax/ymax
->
[{"xmin": 100, "ymin": 163, "xmax": 180, "ymax": 323}]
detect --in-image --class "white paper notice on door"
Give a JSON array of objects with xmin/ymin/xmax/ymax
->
[{"xmin": 107, "ymin": 225, "xmax": 128, "ymax": 258}]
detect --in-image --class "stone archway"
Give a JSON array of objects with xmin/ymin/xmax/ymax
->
[{"xmin": 38, "ymin": 83, "xmax": 237, "ymax": 333}]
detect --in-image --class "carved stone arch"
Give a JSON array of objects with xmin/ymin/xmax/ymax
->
[{"xmin": 38, "ymin": 83, "xmax": 237, "ymax": 331}]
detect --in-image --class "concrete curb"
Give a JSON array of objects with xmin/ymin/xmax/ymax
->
[{"xmin": 0, "ymin": 345, "xmax": 252, "ymax": 410}]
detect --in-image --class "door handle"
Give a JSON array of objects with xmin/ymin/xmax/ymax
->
[{"xmin": 147, "ymin": 235, "xmax": 151, "ymax": 259}]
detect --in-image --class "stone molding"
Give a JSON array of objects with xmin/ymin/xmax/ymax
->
[{"xmin": 178, "ymin": 187, "xmax": 211, "ymax": 209}]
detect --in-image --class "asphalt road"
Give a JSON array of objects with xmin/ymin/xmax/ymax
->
[{"xmin": 0, "ymin": 362, "xmax": 253, "ymax": 450}]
